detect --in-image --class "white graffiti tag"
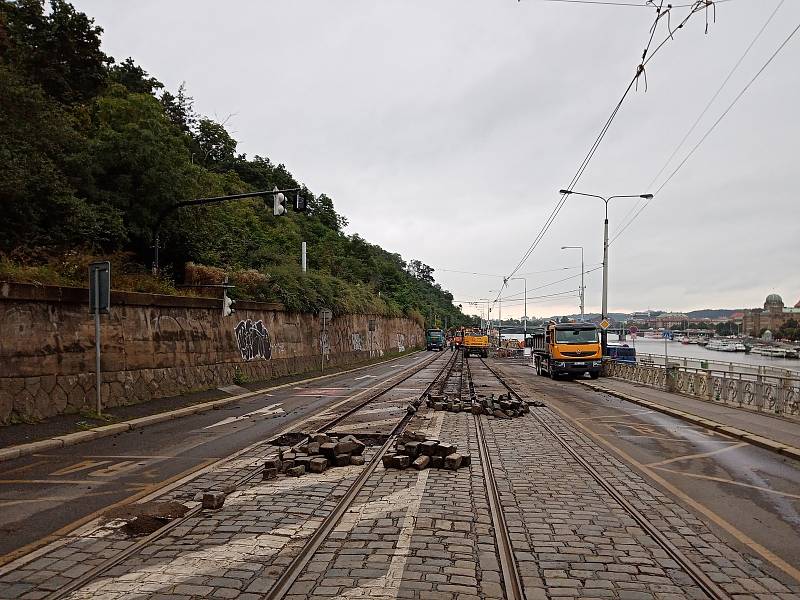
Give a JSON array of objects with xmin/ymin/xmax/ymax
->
[
  {"xmin": 234, "ymin": 319, "xmax": 271, "ymax": 361},
  {"xmin": 351, "ymin": 332, "xmax": 364, "ymax": 351},
  {"xmin": 396, "ymin": 333, "xmax": 406, "ymax": 353}
]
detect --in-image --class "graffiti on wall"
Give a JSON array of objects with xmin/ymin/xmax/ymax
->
[
  {"xmin": 351, "ymin": 332, "xmax": 364, "ymax": 351},
  {"xmin": 320, "ymin": 331, "xmax": 331, "ymax": 356},
  {"xmin": 234, "ymin": 319, "xmax": 272, "ymax": 361},
  {"xmin": 397, "ymin": 333, "xmax": 406, "ymax": 353}
]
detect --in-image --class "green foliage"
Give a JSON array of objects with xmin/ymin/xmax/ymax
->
[
  {"xmin": 0, "ymin": 0, "xmax": 470, "ymax": 326},
  {"xmin": 778, "ymin": 319, "xmax": 800, "ymax": 342}
]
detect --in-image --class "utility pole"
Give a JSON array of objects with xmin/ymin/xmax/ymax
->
[{"xmin": 559, "ymin": 189, "xmax": 652, "ymax": 353}]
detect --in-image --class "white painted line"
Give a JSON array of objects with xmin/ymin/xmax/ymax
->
[
  {"xmin": 353, "ymin": 375, "xmax": 379, "ymax": 380},
  {"xmin": 203, "ymin": 403, "xmax": 284, "ymax": 429}
]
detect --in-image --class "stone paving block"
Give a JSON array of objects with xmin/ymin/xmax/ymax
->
[
  {"xmin": 413, "ymin": 455, "xmax": 431, "ymax": 470},
  {"xmin": 309, "ymin": 457, "xmax": 328, "ymax": 473},
  {"xmin": 202, "ymin": 491, "xmax": 226, "ymax": 510},
  {"xmin": 444, "ymin": 453, "xmax": 462, "ymax": 470}
]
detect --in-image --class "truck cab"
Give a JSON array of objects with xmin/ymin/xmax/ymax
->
[
  {"xmin": 531, "ymin": 321, "xmax": 602, "ymax": 379},
  {"xmin": 426, "ymin": 328, "xmax": 445, "ymax": 351}
]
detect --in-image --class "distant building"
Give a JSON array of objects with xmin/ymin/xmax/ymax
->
[
  {"xmin": 742, "ymin": 294, "xmax": 800, "ymax": 336},
  {"xmin": 655, "ymin": 312, "xmax": 689, "ymax": 328}
]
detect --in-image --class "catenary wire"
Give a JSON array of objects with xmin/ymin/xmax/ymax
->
[
  {"xmin": 498, "ymin": 265, "xmax": 604, "ymax": 302},
  {"xmin": 496, "ymin": 0, "xmax": 716, "ymax": 306},
  {"xmin": 612, "ymin": 0, "xmax": 785, "ymax": 241},
  {"xmin": 609, "ymin": 17, "xmax": 800, "ymax": 244}
]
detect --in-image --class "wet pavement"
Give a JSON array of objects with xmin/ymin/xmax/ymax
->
[{"xmin": 0, "ymin": 355, "xmax": 798, "ymax": 599}]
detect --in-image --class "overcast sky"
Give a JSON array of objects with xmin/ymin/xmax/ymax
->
[{"xmin": 74, "ymin": 0, "xmax": 799, "ymax": 318}]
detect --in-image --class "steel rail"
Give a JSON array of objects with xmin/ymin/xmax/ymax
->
[
  {"xmin": 264, "ymin": 351, "xmax": 458, "ymax": 600},
  {"xmin": 43, "ymin": 352, "xmax": 449, "ymax": 600},
  {"xmin": 479, "ymin": 358, "xmax": 731, "ymax": 600},
  {"xmin": 465, "ymin": 356, "xmax": 526, "ymax": 600}
]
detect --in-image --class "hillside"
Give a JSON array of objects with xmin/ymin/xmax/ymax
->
[{"xmin": 0, "ymin": 0, "xmax": 472, "ymax": 328}]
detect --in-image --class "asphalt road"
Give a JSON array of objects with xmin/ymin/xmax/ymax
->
[
  {"xmin": 496, "ymin": 360, "xmax": 800, "ymax": 587},
  {"xmin": 0, "ymin": 351, "xmax": 436, "ymax": 563}
]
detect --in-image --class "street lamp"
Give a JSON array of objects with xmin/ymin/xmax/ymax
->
[
  {"xmin": 560, "ymin": 246, "xmax": 584, "ymax": 320},
  {"xmin": 505, "ymin": 276, "xmax": 527, "ymax": 344},
  {"xmin": 559, "ymin": 189, "xmax": 652, "ymax": 354}
]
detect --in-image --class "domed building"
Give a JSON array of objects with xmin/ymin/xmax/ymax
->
[{"xmin": 742, "ymin": 293, "xmax": 800, "ymax": 336}]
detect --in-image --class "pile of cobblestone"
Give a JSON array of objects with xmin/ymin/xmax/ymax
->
[
  {"xmin": 470, "ymin": 392, "xmax": 530, "ymax": 418},
  {"xmin": 382, "ymin": 430, "xmax": 471, "ymax": 471},
  {"xmin": 262, "ymin": 433, "xmax": 366, "ymax": 479},
  {"xmin": 425, "ymin": 393, "xmax": 467, "ymax": 412}
]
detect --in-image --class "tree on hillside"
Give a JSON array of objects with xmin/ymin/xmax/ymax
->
[
  {"xmin": 0, "ymin": 0, "xmax": 108, "ymax": 104},
  {"xmin": 108, "ymin": 57, "xmax": 163, "ymax": 95},
  {"xmin": 407, "ymin": 260, "xmax": 434, "ymax": 283}
]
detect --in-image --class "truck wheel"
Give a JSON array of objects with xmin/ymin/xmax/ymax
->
[
  {"xmin": 589, "ymin": 371, "xmax": 600, "ymax": 380},
  {"xmin": 549, "ymin": 368, "xmax": 558, "ymax": 380}
]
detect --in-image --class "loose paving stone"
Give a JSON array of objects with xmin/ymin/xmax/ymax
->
[
  {"xmin": 309, "ymin": 457, "xmax": 328, "ymax": 473},
  {"xmin": 202, "ymin": 491, "xmax": 227, "ymax": 510}
]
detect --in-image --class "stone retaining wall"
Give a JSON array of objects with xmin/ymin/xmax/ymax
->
[{"xmin": 0, "ymin": 282, "xmax": 424, "ymax": 424}]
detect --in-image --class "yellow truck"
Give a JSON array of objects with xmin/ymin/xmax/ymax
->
[
  {"xmin": 463, "ymin": 331, "xmax": 489, "ymax": 358},
  {"xmin": 531, "ymin": 321, "xmax": 602, "ymax": 379}
]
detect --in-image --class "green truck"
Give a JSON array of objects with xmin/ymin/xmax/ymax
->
[{"xmin": 426, "ymin": 328, "xmax": 445, "ymax": 351}]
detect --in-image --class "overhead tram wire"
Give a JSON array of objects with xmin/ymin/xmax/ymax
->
[
  {"xmin": 609, "ymin": 16, "xmax": 800, "ymax": 244},
  {"xmin": 436, "ymin": 264, "xmax": 600, "ymax": 278},
  {"xmin": 497, "ymin": 265, "xmax": 604, "ymax": 302},
  {"xmin": 535, "ymin": 0, "xmax": 736, "ymax": 7},
  {"xmin": 614, "ymin": 0, "xmax": 785, "ymax": 234},
  {"xmin": 496, "ymin": 0, "xmax": 720, "ymax": 306}
]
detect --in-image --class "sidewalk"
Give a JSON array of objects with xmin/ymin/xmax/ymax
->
[{"xmin": 582, "ymin": 377, "xmax": 800, "ymax": 459}]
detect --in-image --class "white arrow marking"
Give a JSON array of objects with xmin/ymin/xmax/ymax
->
[
  {"xmin": 204, "ymin": 403, "xmax": 284, "ymax": 429},
  {"xmin": 353, "ymin": 375, "xmax": 379, "ymax": 380}
]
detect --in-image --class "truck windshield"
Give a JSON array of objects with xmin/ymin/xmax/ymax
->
[{"xmin": 555, "ymin": 329, "xmax": 598, "ymax": 344}]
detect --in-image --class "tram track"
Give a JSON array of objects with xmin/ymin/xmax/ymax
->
[
  {"xmin": 478, "ymin": 357, "xmax": 732, "ymax": 600},
  {"xmin": 464, "ymin": 356, "xmax": 525, "ymax": 600},
  {"xmin": 263, "ymin": 349, "xmax": 458, "ymax": 600},
  {"xmin": 41, "ymin": 351, "xmax": 452, "ymax": 600}
]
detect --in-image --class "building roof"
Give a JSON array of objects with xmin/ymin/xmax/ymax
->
[{"xmin": 766, "ymin": 293, "xmax": 783, "ymax": 305}]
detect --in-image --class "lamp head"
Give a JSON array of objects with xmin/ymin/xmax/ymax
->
[{"xmin": 559, "ymin": 189, "xmax": 572, "ymax": 195}]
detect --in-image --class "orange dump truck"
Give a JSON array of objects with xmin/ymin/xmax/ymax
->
[{"xmin": 531, "ymin": 321, "xmax": 602, "ymax": 379}]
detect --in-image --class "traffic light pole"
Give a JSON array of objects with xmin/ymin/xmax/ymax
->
[{"xmin": 152, "ymin": 187, "xmax": 301, "ymax": 274}]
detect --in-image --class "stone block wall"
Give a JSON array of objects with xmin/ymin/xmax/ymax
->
[{"xmin": 0, "ymin": 282, "xmax": 424, "ymax": 425}]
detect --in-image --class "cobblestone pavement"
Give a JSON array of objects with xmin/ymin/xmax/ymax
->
[
  {"xmin": 0, "ymin": 357, "xmax": 448, "ymax": 599},
  {"xmin": 282, "ymin": 410, "xmax": 501, "ymax": 600},
  {"xmin": 2, "ymin": 353, "xmax": 799, "ymax": 599}
]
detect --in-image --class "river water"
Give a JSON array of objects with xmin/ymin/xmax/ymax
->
[
  {"xmin": 617, "ymin": 337, "xmax": 800, "ymax": 374},
  {"xmin": 500, "ymin": 333, "xmax": 800, "ymax": 375}
]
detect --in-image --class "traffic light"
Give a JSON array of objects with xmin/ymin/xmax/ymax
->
[
  {"xmin": 294, "ymin": 193, "xmax": 307, "ymax": 212},
  {"xmin": 223, "ymin": 290, "xmax": 235, "ymax": 316},
  {"xmin": 273, "ymin": 186, "xmax": 286, "ymax": 216}
]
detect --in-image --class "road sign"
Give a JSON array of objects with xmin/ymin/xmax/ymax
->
[
  {"xmin": 89, "ymin": 261, "xmax": 111, "ymax": 417},
  {"xmin": 320, "ymin": 308, "xmax": 333, "ymax": 328},
  {"xmin": 629, "ymin": 325, "xmax": 638, "ymax": 334},
  {"xmin": 89, "ymin": 261, "xmax": 111, "ymax": 313},
  {"xmin": 599, "ymin": 318, "xmax": 610, "ymax": 330}
]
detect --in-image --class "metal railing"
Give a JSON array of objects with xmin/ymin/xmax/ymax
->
[
  {"xmin": 605, "ymin": 360, "xmax": 800, "ymax": 422},
  {"xmin": 635, "ymin": 352, "xmax": 800, "ymax": 379}
]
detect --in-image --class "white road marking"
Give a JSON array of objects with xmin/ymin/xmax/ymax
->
[
  {"xmin": 203, "ymin": 403, "xmax": 284, "ymax": 429},
  {"xmin": 340, "ymin": 412, "xmax": 445, "ymax": 598},
  {"xmin": 354, "ymin": 375, "xmax": 379, "ymax": 380}
]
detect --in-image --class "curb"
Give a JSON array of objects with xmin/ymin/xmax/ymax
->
[
  {"xmin": 0, "ymin": 350, "xmax": 423, "ymax": 464},
  {"xmin": 579, "ymin": 380, "xmax": 800, "ymax": 462}
]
